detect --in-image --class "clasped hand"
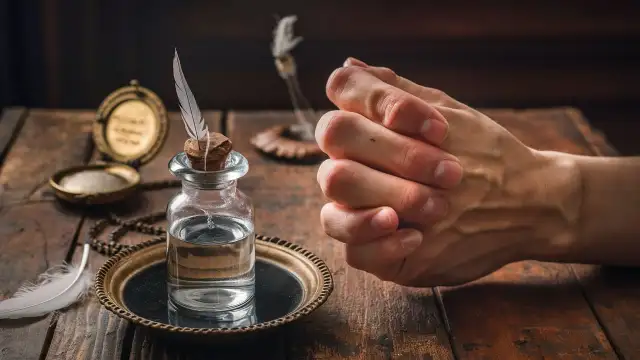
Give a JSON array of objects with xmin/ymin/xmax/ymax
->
[{"xmin": 315, "ymin": 58, "xmax": 582, "ymax": 287}]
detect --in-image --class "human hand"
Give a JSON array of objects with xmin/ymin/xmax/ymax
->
[{"xmin": 315, "ymin": 58, "xmax": 583, "ymax": 287}]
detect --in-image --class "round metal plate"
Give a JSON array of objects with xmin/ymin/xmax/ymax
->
[
  {"xmin": 49, "ymin": 162, "xmax": 140, "ymax": 205},
  {"xmin": 95, "ymin": 235, "xmax": 333, "ymax": 343}
]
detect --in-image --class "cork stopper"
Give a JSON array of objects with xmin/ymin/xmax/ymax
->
[{"xmin": 184, "ymin": 132, "xmax": 232, "ymax": 171}]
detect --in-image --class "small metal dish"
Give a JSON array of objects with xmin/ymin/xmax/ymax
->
[
  {"xmin": 49, "ymin": 162, "xmax": 140, "ymax": 205},
  {"xmin": 95, "ymin": 235, "xmax": 333, "ymax": 343},
  {"xmin": 49, "ymin": 80, "xmax": 168, "ymax": 206}
]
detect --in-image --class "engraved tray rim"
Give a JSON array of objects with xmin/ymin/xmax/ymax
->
[{"xmin": 94, "ymin": 234, "xmax": 334, "ymax": 336}]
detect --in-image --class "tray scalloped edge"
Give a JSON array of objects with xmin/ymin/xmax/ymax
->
[{"xmin": 94, "ymin": 234, "xmax": 334, "ymax": 335}]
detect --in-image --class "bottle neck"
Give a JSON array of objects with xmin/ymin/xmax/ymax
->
[{"xmin": 182, "ymin": 180, "xmax": 237, "ymax": 200}]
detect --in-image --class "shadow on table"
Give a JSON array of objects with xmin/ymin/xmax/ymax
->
[
  {"xmin": 579, "ymin": 265, "xmax": 640, "ymax": 284},
  {"xmin": 125, "ymin": 304, "xmax": 358, "ymax": 359},
  {"xmin": 127, "ymin": 325, "xmax": 288, "ymax": 359},
  {"xmin": 50, "ymin": 190, "xmax": 155, "ymax": 219},
  {"xmin": 0, "ymin": 315, "xmax": 49, "ymax": 328},
  {"xmin": 439, "ymin": 264, "xmax": 640, "ymax": 318}
]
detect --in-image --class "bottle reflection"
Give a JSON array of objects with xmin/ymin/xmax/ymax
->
[{"xmin": 168, "ymin": 296, "xmax": 257, "ymax": 329}]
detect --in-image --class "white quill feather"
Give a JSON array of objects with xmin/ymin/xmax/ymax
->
[
  {"xmin": 173, "ymin": 48, "xmax": 209, "ymax": 141},
  {"xmin": 0, "ymin": 244, "xmax": 92, "ymax": 319},
  {"xmin": 272, "ymin": 15, "xmax": 303, "ymax": 58}
]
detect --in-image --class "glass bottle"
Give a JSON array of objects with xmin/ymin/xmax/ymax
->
[{"xmin": 165, "ymin": 150, "xmax": 255, "ymax": 323}]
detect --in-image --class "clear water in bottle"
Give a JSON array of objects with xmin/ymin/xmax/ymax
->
[{"xmin": 167, "ymin": 214, "xmax": 255, "ymax": 319}]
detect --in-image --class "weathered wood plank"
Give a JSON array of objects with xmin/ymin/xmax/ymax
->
[
  {"xmin": 439, "ymin": 108, "xmax": 617, "ymax": 359},
  {"xmin": 228, "ymin": 111, "xmax": 455, "ymax": 359},
  {"xmin": 0, "ymin": 109, "xmax": 94, "ymax": 204},
  {"xmin": 572, "ymin": 264, "xmax": 640, "ymax": 359},
  {"xmin": 45, "ymin": 111, "xmax": 236, "ymax": 360},
  {"xmin": 127, "ymin": 326, "xmax": 287, "ymax": 360},
  {"xmin": 565, "ymin": 108, "xmax": 640, "ymax": 359},
  {"xmin": 0, "ymin": 107, "xmax": 27, "ymax": 166},
  {"xmin": 0, "ymin": 110, "xmax": 94, "ymax": 360}
]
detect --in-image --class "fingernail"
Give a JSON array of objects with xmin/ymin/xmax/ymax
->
[
  {"xmin": 434, "ymin": 160, "xmax": 463, "ymax": 187},
  {"xmin": 371, "ymin": 208, "xmax": 394, "ymax": 231},
  {"xmin": 423, "ymin": 196, "xmax": 448, "ymax": 217},
  {"xmin": 400, "ymin": 231, "xmax": 423, "ymax": 251},
  {"xmin": 420, "ymin": 119, "xmax": 432, "ymax": 139}
]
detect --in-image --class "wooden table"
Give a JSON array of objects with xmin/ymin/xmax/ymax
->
[{"xmin": 0, "ymin": 106, "xmax": 638, "ymax": 360}]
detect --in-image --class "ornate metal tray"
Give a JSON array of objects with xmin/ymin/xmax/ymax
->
[{"xmin": 95, "ymin": 235, "xmax": 333, "ymax": 343}]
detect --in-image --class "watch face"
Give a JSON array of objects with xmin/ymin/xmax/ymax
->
[{"xmin": 105, "ymin": 99, "xmax": 160, "ymax": 160}]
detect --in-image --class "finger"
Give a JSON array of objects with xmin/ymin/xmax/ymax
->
[
  {"xmin": 342, "ymin": 57, "xmax": 461, "ymax": 109},
  {"xmin": 325, "ymin": 65, "xmax": 449, "ymax": 146},
  {"xmin": 345, "ymin": 228, "xmax": 423, "ymax": 282},
  {"xmin": 317, "ymin": 159, "xmax": 448, "ymax": 225},
  {"xmin": 343, "ymin": 57, "xmax": 367, "ymax": 67},
  {"xmin": 321, "ymin": 203, "xmax": 398, "ymax": 245},
  {"xmin": 315, "ymin": 110, "xmax": 463, "ymax": 188}
]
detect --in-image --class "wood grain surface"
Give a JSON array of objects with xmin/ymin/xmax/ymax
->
[
  {"xmin": 0, "ymin": 107, "xmax": 27, "ymax": 166},
  {"xmin": 0, "ymin": 106, "xmax": 637, "ymax": 360},
  {"xmin": 0, "ymin": 109, "xmax": 94, "ymax": 360}
]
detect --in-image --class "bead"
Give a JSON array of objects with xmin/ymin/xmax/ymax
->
[{"xmin": 88, "ymin": 208, "xmax": 169, "ymax": 256}]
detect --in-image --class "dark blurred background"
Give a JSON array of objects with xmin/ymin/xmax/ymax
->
[{"xmin": 1, "ymin": 1, "xmax": 639, "ymax": 154}]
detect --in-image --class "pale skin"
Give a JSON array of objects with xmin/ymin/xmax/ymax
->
[{"xmin": 315, "ymin": 57, "xmax": 640, "ymax": 287}]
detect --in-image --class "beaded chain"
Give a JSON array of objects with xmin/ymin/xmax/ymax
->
[
  {"xmin": 87, "ymin": 211, "xmax": 167, "ymax": 256},
  {"xmin": 87, "ymin": 179, "xmax": 181, "ymax": 256}
]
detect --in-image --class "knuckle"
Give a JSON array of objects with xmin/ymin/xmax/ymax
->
[
  {"xmin": 326, "ymin": 66, "xmax": 358, "ymax": 100},
  {"xmin": 397, "ymin": 184, "xmax": 424, "ymax": 212},
  {"xmin": 365, "ymin": 85, "xmax": 397, "ymax": 122},
  {"xmin": 424, "ymin": 87, "xmax": 455, "ymax": 107},
  {"xmin": 378, "ymin": 67, "xmax": 397, "ymax": 78},
  {"xmin": 316, "ymin": 111, "xmax": 354, "ymax": 151},
  {"xmin": 431, "ymin": 88, "xmax": 447, "ymax": 98},
  {"xmin": 423, "ymin": 86, "xmax": 447, "ymax": 100},
  {"xmin": 321, "ymin": 160, "xmax": 355, "ymax": 200},
  {"xmin": 370, "ymin": 66, "xmax": 398, "ymax": 83},
  {"xmin": 384, "ymin": 95, "xmax": 413, "ymax": 129},
  {"xmin": 320, "ymin": 203, "xmax": 360, "ymax": 241},
  {"xmin": 319, "ymin": 203, "xmax": 335, "ymax": 234},
  {"xmin": 342, "ymin": 213, "xmax": 364, "ymax": 239},
  {"xmin": 398, "ymin": 143, "xmax": 422, "ymax": 176}
]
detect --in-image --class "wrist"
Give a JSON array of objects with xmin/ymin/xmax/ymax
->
[
  {"xmin": 556, "ymin": 154, "xmax": 640, "ymax": 265},
  {"xmin": 518, "ymin": 150, "xmax": 584, "ymax": 262}
]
